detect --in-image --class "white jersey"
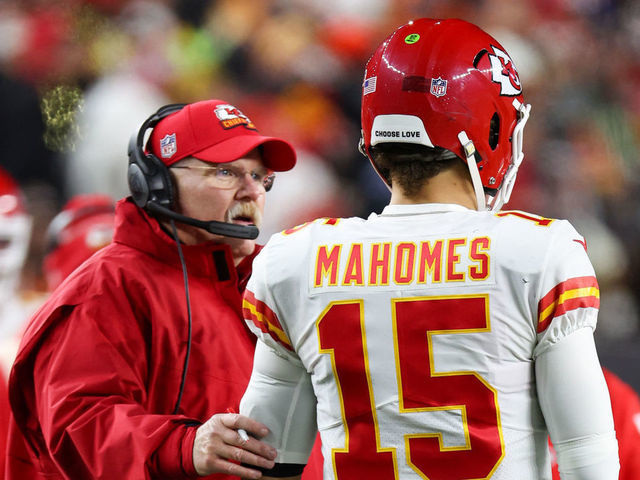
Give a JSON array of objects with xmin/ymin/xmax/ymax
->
[{"xmin": 241, "ymin": 203, "xmax": 618, "ymax": 480}]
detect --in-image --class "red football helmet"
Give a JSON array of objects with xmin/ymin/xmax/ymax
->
[
  {"xmin": 360, "ymin": 18, "xmax": 531, "ymax": 211},
  {"xmin": 43, "ymin": 194, "xmax": 115, "ymax": 291}
]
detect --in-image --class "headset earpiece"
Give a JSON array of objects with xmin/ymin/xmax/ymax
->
[{"xmin": 127, "ymin": 104, "xmax": 187, "ymax": 210}]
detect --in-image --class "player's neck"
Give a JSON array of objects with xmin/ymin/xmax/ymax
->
[{"xmin": 389, "ymin": 161, "xmax": 477, "ymax": 209}]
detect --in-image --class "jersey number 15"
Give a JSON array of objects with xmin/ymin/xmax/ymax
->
[{"xmin": 317, "ymin": 296, "xmax": 504, "ymax": 480}]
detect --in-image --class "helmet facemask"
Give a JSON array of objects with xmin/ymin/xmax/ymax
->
[{"xmin": 459, "ymin": 99, "xmax": 531, "ymax": 211}]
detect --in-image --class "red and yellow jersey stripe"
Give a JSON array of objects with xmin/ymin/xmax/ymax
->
[
  {"xmin": 537, "ymin": 276, "xmax": 600, "ymax": 333},
  {"xmin": 243, "ymin": 290, "xmax": 293, "ymax": 351}
]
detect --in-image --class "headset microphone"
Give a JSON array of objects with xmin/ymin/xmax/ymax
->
[{"xmin": 145, "ymin": 202, "xmax": 259, "ymax": 240}]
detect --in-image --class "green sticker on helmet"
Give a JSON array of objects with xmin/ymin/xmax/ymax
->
[{"xmin": 404, "ymin": 33, "xmax": 420, "ymax": 44}]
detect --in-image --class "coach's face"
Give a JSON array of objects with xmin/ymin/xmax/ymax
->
[{"xmin": 169, "ymin": 148, "xmax": 267, "ymax": 263}]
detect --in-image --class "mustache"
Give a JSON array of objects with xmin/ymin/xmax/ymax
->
[{"xmin": 225, "ymin": 202, "xmax": 262, "ymax": 228}]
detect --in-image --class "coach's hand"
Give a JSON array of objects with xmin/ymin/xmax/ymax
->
[{"xmin": 193, "ymin": 412, "xmax": 277, "ymax": 478}]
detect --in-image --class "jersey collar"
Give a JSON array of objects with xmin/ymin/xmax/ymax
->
[{"xmin": 378, "ymin": 203, "xmax": 472, "ymax": 217}]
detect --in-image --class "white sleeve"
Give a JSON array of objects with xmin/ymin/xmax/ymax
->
[
  {"xmin": 536, "ymin": 327, "xmax": 619, "ymax": 479},
  {"xmin": 240, "ymin": 340, "xmax": 317, "ymax": 465}
]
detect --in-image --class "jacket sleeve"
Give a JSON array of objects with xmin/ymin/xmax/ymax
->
[{"xmin": 31, "ymin": 297, "xmax": 200, "ymax": 479}]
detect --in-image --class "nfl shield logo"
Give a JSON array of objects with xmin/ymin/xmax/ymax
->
[
  {"xmin": 430, "ymin": 77, "xmax": 447, "ymax": 98},
  {"xmin": 160, "ymin": 134, "xmax": 177, "ymax": 158}
]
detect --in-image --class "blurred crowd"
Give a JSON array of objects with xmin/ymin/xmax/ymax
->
[{"xmin": 0, "ymin": 0, "xmax": 638, "ymax": 387}]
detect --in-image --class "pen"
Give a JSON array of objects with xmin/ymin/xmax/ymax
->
[{"xmin": 226, "ymin": 407, "xmax": 250, "ymax": 443}]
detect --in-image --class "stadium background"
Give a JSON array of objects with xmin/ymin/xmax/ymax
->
[{"xmin": 0, "ymin": 0, "xmax": 638, "ymax": 391}]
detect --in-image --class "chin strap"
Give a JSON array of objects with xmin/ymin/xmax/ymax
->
[
  {"xmin": 458, "ymin": 99, "xmax": 532, "ymax": 212},
  {"xmin": 458, "ymin": 131, "xmax": 486, "ymax": 211}
]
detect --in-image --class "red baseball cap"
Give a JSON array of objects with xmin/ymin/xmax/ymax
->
[{"xmin": 148, "ymin": 99, "xmax": 296, "ymax": 171}]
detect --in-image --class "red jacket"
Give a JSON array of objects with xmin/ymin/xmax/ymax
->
[
  {"xmin": 6, "ymin": 199, "xmax": 259, "ymax": 479},
  {"xmin": 550, "ymin": 368, "xmax": 640, "ymax": 480}
]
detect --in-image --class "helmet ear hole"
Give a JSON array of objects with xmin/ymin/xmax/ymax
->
[
  {"xmin": 489, "ymin": 112, "xmax": 500, "ymax": 150},
  {"xmin": 473, "ymin": 49, "xmax": 488, "ymax": 68}
]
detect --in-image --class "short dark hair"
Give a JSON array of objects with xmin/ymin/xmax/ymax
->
[{"xmin": 369, "ymin": 143, "xmax": 460, "ymax": 196}]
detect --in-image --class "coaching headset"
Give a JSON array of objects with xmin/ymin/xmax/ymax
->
[{"xmin": 127, "ymin": 103, "xmax": 259, "ymax": 240}]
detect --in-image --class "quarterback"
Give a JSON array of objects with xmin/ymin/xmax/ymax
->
[{"xmin": 240, "ymin": 18, "xmax": 619, "ymax": 480}]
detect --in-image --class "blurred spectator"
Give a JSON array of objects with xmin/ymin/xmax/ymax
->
[
  {"xmin": 0, "ymin": 2, "xmax": 75, "ymax": 296},
  {"xmin": 0, "ymin": 168, "xmax": 39, "ymax": 377},
  {"xmin": 43, "ymin": 194, "xmax": 115, "ymax": 292},
  {"xmin": 0, "ymin": 71, "xmax": 60, "ymax": 199},
  {"xmin": 257, "ymin": 149, "xmax": 348, "ymax": 241},
  {"xmin": 64, "ymin": 1, "xmax": 172, "ymax": 200}
]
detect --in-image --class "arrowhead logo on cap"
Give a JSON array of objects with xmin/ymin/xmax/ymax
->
[{"xmin": 214, "ymin": 104, "xmax": 257, "ymax": 130}]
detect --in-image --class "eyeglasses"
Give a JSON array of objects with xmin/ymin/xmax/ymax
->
[{"xmin": 171, "ymin": 164, "xmax": 276, "ymax": 192}]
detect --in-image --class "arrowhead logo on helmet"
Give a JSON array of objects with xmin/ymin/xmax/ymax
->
[{"xmin": 488, "ymin": 45, "xmax": 522, "ymax": 96}]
